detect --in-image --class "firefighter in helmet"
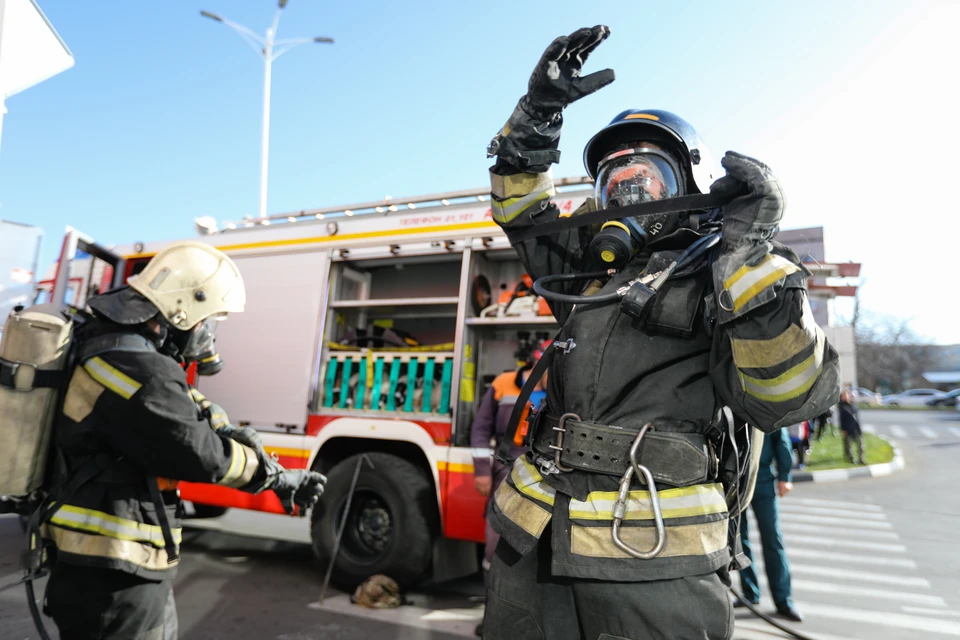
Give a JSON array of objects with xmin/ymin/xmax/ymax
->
[
  {"xmin": 43, "ymin": 242, "xmax": 327, "ymax": 639},
  {"xmin": 482, "ymin": 26, "xmax": 839, "ymax": 638}
]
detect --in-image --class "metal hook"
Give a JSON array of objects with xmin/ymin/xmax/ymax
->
[{"xmin": 611, "ymin": 423, "xmax": 666, "ymax": 559}]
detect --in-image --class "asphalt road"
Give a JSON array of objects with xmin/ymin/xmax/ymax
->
[{"xmin": 2, "ymin": 409, "xmax": 958, "ymax": 640}]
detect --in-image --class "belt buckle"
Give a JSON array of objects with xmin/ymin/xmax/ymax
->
[{"xmin": 547, "ymin": 412, "xmax": 579, "ymax": 473}]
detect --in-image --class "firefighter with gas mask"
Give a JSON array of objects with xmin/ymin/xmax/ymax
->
[
  {"xmin": 42, "ymin": 242, "xmax": 326, "ymax": 639},
  {"xmin": 482, "ymin": 26, "xmax": 840, "ymax": 639}
]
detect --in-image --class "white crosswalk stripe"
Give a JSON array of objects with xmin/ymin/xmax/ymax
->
[
  {"xmin": 794, "ymin": 497, "xmax": 883, "ymax": 512},
  {"xmin": 890, "ymin": 425, "xmax": 907, "ymax": 438},
  {"xmin": 950, "ymin": 427, "xmax": 960, "ymax": 438},
  {"xmin": 862, "ymin": 423, "xmax": 877, "ymax": 433},
  {"xmin": 779, "ymin": 513, "xmax": 893, "ymax": 529},
  {"xmin": 920, "ymin": 427, "xmax": 939, "ymax": 438},
  {"xmin": 741, "ymin": 497, "xmax": 960, "ymax": 636},
  {"xmin": 779, "ymin": 505, "xmax": 889, "ymax": 520}
]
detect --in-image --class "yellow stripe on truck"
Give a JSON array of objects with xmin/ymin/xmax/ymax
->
[
  {"xmin": 123, "ymin": 220, "xmax": 501, "ymax": 259},
  {"xmin": 264, "ymin": 447, "xmax": 312, "ymax": 459},
  {"xmin": 437, "ymin": 461, "xmax": 474, "ymax": 473}
]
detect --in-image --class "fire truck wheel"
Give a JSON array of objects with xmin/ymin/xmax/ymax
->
[{"xmin": 311, "ymin": 452, "xmax": 438, "ymax": 590}]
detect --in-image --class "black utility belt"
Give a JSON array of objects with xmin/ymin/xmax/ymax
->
[{"xmin": 531, "ymin": 413, "xmax": 718, "ymax": 488}]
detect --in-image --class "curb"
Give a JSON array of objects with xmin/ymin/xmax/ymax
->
[{"xmin": 792, "ymin": 438, "xmax": 903, "ymax": 483}]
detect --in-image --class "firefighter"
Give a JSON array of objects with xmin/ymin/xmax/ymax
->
[
  {"xmin": 42, "ymin": 242, "xmax": 327, "ymax": 639},
  {"xmin": 470, "ymin": 340, "xmax": 550, "ymax": 636},
  {"xmin": 482, "ymin": 26, "xmax": 840, "ymax": 639}
]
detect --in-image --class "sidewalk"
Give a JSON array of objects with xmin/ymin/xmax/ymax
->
[{"xmin": 792, "ymin": 439, "xmax": 904, "ymax": 483}]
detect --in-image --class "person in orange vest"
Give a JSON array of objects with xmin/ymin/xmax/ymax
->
[{"xmin": 470, "ymin": 340, "xmax": 550, "ymax": 635}]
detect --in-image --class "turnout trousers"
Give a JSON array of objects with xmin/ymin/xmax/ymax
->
[
  {"xmin": 45, "ymin": 561, "xmax": 178, "ymax": 640},
  {"xmin": 483, "ymin": 528, "xmax": 734, "ymax": 640}
]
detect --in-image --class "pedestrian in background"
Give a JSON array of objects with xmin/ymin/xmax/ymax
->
[
  {"xmin": 788, "ymin": 420, "xmax": 811, "ymax": 469},
  {"xmin": 813, "ymin": 409, "xmax": 834, "ymax": 440},
  {"xmin": 838, "ymin": 389, "xmax": 865, "ymax": 464},
  {"xmin": 737, "ymin": 427, "xmax": 803, "ymax": 622}
]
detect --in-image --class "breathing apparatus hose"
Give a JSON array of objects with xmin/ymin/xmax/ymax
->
[
  {"xmin": 728, "ymin": 587, "xmax": 817, "ymax": 640},
  {"xmin": 533, "ymin": 233, "xmax": 722, "ymax": 306}
]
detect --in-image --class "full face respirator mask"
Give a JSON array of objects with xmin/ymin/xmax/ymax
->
[
  {"xmin": 589, "ymin": 147, "xmax": 684, "ymax": 270},
  {"xmin": 161, "ymin": 316, "xmax": 226, "ymax": 375}
]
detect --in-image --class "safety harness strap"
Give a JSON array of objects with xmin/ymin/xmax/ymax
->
[
  {"xmin": 0, "ymin": 359, "xmax": 67, "ymax": 390},
  {"xmin": 146, "ymin": 476, "xmax": 180, "ymax": 563},
  {"xmin": 508, "ymin": 188, "xmax": 743, "ymax": 243}
]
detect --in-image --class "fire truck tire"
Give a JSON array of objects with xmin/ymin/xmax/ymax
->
[{"xmin": 311, "ymin": 452, "xmax": 438, "ymax": 590}]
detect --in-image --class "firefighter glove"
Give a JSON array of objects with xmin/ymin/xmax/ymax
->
[
  {"xmin": 488, "ymin": 25, "xmax": 614, "ymax": 173},
  {"xmin": 219, "ymin": 424, "xmax": 263, "ymax": 450},
  {"xmin": 711, "ymin": 151, "xmax": 786, "ymax": 260},
  {"xmin": 264, "ymin": 469, "xmax": 327, "ymax": 516}
]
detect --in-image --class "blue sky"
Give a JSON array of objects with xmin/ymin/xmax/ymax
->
[{"xmin": 2, "ymin": 0, "xmax": 956, "ymax": 342}]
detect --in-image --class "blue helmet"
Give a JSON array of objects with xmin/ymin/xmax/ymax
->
[{"xmin": 583, "ymin": 109, "xmax": 717, "ymax": 194}]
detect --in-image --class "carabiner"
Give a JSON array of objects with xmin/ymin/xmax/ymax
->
[{"xmin": 611, "ymin": 423, "xmax": 666, "ymax": 559}]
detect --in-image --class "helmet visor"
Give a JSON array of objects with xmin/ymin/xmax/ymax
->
[{"xmin": 595, "ymin": 149, "xmax": 681, "ymax": 209}]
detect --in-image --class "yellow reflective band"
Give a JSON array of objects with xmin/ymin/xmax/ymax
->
[
  {"xmin": 510, "ymin": 457, "xmax": 556, "ymax": 507},
  {"xmin": 491, "ymin": 187, "xmax": 556, "ymax": 224},
  {"xmin": 494, "ymin": 481, "xmax": 552, "ymax": 538},
  {"xmin": 568, "ymin": 483, "xmax": 727, "ymax": 521},
  {"xmin": 570, "ymin": 519, "xmax": 728, "ymax": 559},
  {"xmin": 49, "ymin": 504, "xmax": 182, "ymax": 548},
  {"xmin": 217, "ymin": 440, "xmax": 259, "ymax": 488},
  {"xmin": 83, "ymin": 357, "xmax": 142, "ymax": 400},
  {"xmin": 741, "ymin": 328, "xmax": 825, "ymax": 402},
  {"xmin": 46, "ymin": 525, "xmax": 177, "ymax": 571},
  {"xmin": 624, "ymin": 113, "xmax": 660, "ymax": 121},
  {"xmin": 723, "ymin": 255, "xmax": 801, "ymax": 312},
  {"xmin": 189, "ymin": 388, "xmax": 206, "ymax": 402},
  {"xmin": 731, "ymin": 323, "xmax": 815, "ymax": 369},
  {"xmin": 200, "ymin": 355, "xmax": 218, "ymax": 363},
  {"xmin": 490, "ymin": 170, "xmax": 554, "ymax": 200}
]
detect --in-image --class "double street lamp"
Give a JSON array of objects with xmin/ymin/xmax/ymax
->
[{"xmin": 201, "ymin": 1, "xmax": 333, "ymax": 219}]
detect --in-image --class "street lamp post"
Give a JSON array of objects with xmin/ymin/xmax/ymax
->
[{"xmin": 201, "ymin": 2, "xmax": 333, "ymax": 219}]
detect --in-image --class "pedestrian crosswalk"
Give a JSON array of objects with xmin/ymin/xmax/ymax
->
[
  {"xmin": 743, "ymin": 497, "xmax": 960, "ymax": 637},
  {"xmin": 855, "ymin": 421, "xmax": 960, "ymax": 442}
]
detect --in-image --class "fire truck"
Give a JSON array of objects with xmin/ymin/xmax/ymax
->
[{"xmin": 38, "ymin": 177, "xmax": 593, "ymax": 588}]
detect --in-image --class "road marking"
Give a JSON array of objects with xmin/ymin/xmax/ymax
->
[
  {"xmin": 788, "ymin": 564, "xmax": 930, "ymax": 588},
  {"xmin": 779, "ymin": 505, "xmax": 889, "ymax": 520},
  {"xmin": 774, "ymin": 522, "xmax": 899, "ymax": 540},
  {"xmin": 862, "ymin": 423, "xmax": 877, "ymax": 433},
  {"xmin": 787, "ymin": 548, "xmax": 916, "ymax": 568},
  {"xmin": 902, "ymin": 607, "xmax": 960, "ymax": 618},
  {"xmin": 921, "ymin": 427, "xmax": 939, "ymax": 438},
  {"xmin": 890, "ymin": 425, "xmax": 907, "ymax": 438},
  {"xmin": 791, "ymin": 579, "xmax": 946, "ymax": 606},
  {"xmin": 950, "ymin": 427, "xmax": 960, "ymax": 438},
  {"xmin": 783, "ymin": 534, "xmax": 906, "ymax": 553},
  {"xmin": 779, "ymin": 513, "xmax": 893, "ymax": 530},
  {"xmin": 794, "ymin": 498, "xmax": 883, "ymax": 512},
  {"xmin": 794, "ymin": 601, "xmax": 960, "ymax": 636}
]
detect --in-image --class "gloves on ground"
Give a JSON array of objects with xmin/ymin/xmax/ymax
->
[{"xmin": 488, "ymin": 25, "xmax": 615, "ymax": 173}]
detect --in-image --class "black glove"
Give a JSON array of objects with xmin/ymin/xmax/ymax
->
[
  {"xmin": 711, "ymin": 152, "xmax": 785, "ymax": 259},
  {"xmin": 488, "ymin": 25, "xmax": 615, "ymax": 173},
  {"xmin": 263, "ymin": 469, "xmax": 327, "ymax": 516}
]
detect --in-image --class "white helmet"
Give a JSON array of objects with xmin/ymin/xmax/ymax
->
[{"xmin": 128, "ymin": 241, "xmax": 245, "ymax": 329}]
